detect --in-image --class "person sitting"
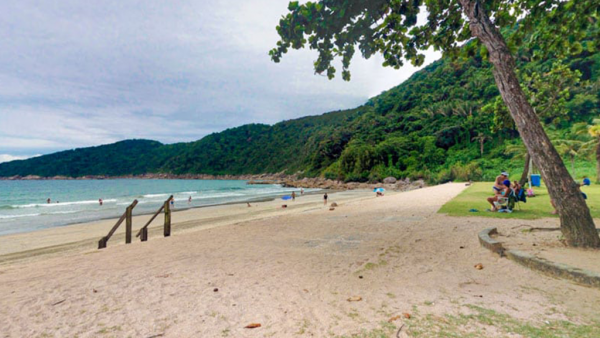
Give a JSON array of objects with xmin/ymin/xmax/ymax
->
[
  {"xmin": 498, "ymin": 180, "xmax": 519, "ymax": 212},
  {"xmin": 487, "ymin": 179, "xmax": 510, "ymax": 212},
  {"xmin": 492, "ymin": 176, "xmax": 504, "ymax": 194},
  {"xmin": 512, "ymin": 181, "xmax": 521, "ymax": 196}
]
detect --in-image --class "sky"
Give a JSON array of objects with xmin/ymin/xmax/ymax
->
[{"xmin": 0, "ymin": 0, "xmax": 441, "ymax": 163}]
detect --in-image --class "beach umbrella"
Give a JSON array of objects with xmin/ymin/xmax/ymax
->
[
  {"xmin": 373, "ymin": 188, "xmax": 385, "ymax": 193},
  {"xmin": 281, "ymin": 195, "xmax": 293, "ymax": 200}
]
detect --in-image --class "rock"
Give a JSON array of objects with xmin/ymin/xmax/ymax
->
[
  {"xmin": 383, "ymin": 176, "xmax": 397, "ymax": 184},
  {"xmin": 330, "ymin": 202, "xmax": 338, "ymax": 207}
]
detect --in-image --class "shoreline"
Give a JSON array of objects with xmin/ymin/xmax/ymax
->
[
  {"xmin": 0, "ymin": 189, "xmax": 363, "ymax": 264},
  {"xmin": 0, "ymin": 188, "xmax": 328, "ymax": 238}
]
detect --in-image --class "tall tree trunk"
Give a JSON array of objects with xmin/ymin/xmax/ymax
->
[
  {"xmin": 480, "ymin": 139, "xmax": 484, "ymax": 157},
  {"xmin": 519, "ymin": 153, "xmax": 530, "ymax": 186},
  {"xmin": 460, "ymin": 0, "xmax": 600, "ymax": 247},
  {"xmin": 596, "ymin": 139, "xmax": 600, "ymax": 184}
]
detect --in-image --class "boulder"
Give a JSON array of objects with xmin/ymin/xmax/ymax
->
[{"xmin": 383, "ymin": 176, "xmax": 397, "ymax": 184}]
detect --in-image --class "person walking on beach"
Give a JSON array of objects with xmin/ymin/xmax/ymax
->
[
  {"xmin": 301, "ymin": 188, "xmax": 304, "ymax": 195},
  {"xmin": 188, "ymin": 196, "xmax": 192, "ymax": 204},
  {"xmin": 324, "ymin": 193, "xmax": 328, "ymax": 205},
  {"xmin": 292, "ymin": 191, "xmax": 296, "ymax": 201}
]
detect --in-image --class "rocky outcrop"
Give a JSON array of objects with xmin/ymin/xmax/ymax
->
[{"xmin": 383, "ymin": 176, "xmax": 397, "ymax": 184}]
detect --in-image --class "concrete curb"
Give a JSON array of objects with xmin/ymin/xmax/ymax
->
[{"xmin": 478, "ymin": 227, "xmax": 600, "ymax": 289}]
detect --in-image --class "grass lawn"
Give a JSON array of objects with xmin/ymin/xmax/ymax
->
[{"xmin": 438, "ymin": 182, "xmax": 600, "ymax": 220}]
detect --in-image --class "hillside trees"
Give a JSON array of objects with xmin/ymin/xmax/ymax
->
[{"xmin": 271, "ymin": 0, "xmax": 600, "ymax": 247}]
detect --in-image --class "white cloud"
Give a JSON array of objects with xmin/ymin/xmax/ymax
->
[
  {"xmin": 0, "ymin": 0, "xmax": 441, "ymax": 156},
  {"xmin": 0, "ymin": 154, "xmax": 40, "ymax": 164}
]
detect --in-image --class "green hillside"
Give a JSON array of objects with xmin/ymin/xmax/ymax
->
[{"xmin": 1, "ymin": 41, "xmax": 599, "ymax": 181}]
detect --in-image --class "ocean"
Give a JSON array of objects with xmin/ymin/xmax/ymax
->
[{"xmin": 0, "ymin": 179, "xmax": 311, "ymax": 236}]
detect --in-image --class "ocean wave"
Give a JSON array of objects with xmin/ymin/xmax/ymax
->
[
  {"xmin": 0, "ymin": 213, "xmax": 41, "ymax": 219},
  {"xmin": 41, "ymin": 210, "xmax": 80, "ymax": 216},
  {"xmin": 10, "ymin": 199, "xmax": 117, "ymax": 209},
  {"xmin": 141, "ymin": 193, "xmax": 171, "ymax": 198}
]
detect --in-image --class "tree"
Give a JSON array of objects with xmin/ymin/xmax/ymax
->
[
  {"xmin": 271, "ymin": 0, "xmax": 600, "ymax": 247},
  {"xmin": 471, "ymin": 132, "xmax": 490, "ymax": 157},
  {"xmin": 520, "ymin": 62, "xmax": 583, "ymax": 126}
]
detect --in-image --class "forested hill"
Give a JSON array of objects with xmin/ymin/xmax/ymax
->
[{"xmin": 2, "ymin": 41, "xmax": 599, "ymax": 182}]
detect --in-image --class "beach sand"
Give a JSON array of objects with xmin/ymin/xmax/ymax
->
[{"xmin": 1, "ymin": 183, "xmax": 599, "ymax": 337}]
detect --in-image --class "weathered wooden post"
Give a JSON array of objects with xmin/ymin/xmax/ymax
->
[
  {"xmin": 140, "ymin": 227, "xmax": 148, "ymax": 242},
  {"xmin": 98, "ymin": 237, "xmax": 108, "ymax": 249},
  {"xmin": 125, "ymin": 201, "xmax": 135, "ymax": 244},
  {"xmin": 136, "ymin": 195, "xmax": 171, "ymax": 242},
  {"xmin": 164, "ymin": 198, "xmax": 171, "ymax": 237},
  {"xmin": 98, "ymin": 199, "xmax": 137, "ymax": 249}
]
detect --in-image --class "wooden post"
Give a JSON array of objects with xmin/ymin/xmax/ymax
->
[
  {"xmin": 98, "ymin": 237, "xmax": 107, "ymax": 249},
  {"xmin": 125, "ymin": 204, "xmax": 133, "ymax": 244},
  {"xmin": 140, "ymin": 227, "xmax": 148, "ymax": 242},
  {"xmin": 164, "ymin": 199, "xmax": 171, "ymax": 237},
  {"xmin": 97, "ymin": 199, "xmax": 137, "ymax": 249}
]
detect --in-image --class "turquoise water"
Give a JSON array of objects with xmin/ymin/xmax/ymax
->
[{"xmin": 0, "ymin": 179, "xmax": 310, "ymax": 236}]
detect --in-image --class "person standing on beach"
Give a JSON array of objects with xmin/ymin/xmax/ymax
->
[
  {"xmin": 188, "ymin": 196, "xmax": 192, "ymax": 204},
  {"xmin": 292, "ymin": 191, "xmax": 296, "ymax": 201},
  {"xmin": 47, "ymin": 198, "xmax": 51, "ymax": 204},
  {"xmin": 324, "ymin": 193, "xmax": 328, "ymax": 205},
  {"xmin": 301, "ymin": 188, "xmax": 304, "ymax": 195},
  {"xmin": 99, "ymin": 198, "xmax": 103, "ymax": 206}
]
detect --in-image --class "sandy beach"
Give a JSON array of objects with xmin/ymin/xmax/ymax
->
[{"xmin": 1, "ymin": 183, "xmax": 600, "ymax": 337}]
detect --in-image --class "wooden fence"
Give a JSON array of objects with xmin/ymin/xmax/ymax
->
[{"xmin": 98, "ymin": 195, "xmax": 173, "ymax": 249}]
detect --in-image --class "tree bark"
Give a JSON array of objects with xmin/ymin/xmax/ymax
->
[
  {"xmin": 519, "ymin": 153, "xmax": 530, "ymax": 186},
  {"xmin": 459, "ymin": 0, "xmax": 600, "ymax": 247},
  {"xmin": 480, "ymin": 139, "xmax": 484, "ymax": 157}
]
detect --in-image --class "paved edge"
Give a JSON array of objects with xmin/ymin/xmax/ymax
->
[{"xmin": 478, "ymin": 227, "xmax": 600, "ymax": 289}]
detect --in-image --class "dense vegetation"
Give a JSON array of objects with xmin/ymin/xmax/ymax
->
[{"xmin": 2, "ymin": 42, "xmax": 599, "ymax": 181}]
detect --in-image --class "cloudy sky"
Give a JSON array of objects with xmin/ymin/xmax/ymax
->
[{"xmin": 0, "ymin": 0, "xmax": 440, "ymax": 163}]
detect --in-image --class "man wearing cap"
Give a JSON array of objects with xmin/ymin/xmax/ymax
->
[{"xmin": 501, "ymin": 171, "xmax": 509, "ymax": 179}]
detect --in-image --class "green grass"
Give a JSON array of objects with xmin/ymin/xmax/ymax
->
[{"xmin": 439, "ymin": 182, "xmax": 600, "ymax": 219}]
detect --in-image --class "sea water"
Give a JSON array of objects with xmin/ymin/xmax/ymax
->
[{"xmin": 0, "ymin": 179, "xmax": 312, "ymax": 236}]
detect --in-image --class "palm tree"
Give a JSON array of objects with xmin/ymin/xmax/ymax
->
[{"xmin": 471, "ymin": 132, "xmax": 491, "ymax": 157}]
